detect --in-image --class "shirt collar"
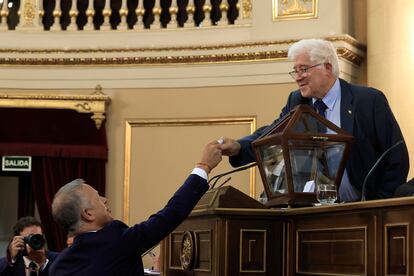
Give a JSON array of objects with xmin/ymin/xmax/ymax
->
[
  {"xmin": 312, "ymin": 78, "xmax": 340, "ymax": 111},
  {"xmin": 23, "ymin": 256, "xmax": 49, "ymax": 272},
  {"xmin": 23, "ymin": 256, "xmax": 34, "ymax": 268}
]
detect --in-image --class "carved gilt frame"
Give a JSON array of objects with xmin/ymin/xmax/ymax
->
[
  {"xmin": 273, "ymin": 0, "xmax": 318, "ymax": 21},
  {"xmin": 0, "ymin": 85, "xmax": 110, "ymax": 129},
  {"xmin": 123, "ymin": 117, "xmax": 257, "ymax": 224}
]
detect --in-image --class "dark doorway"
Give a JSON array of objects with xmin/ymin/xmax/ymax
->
[{"xmin": 0, "ymin": 169, "xmax": 34, "ymax": 257}]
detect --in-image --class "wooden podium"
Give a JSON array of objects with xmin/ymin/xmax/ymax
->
[{"xmin": 162, "ymin": 186, "xmax": 414, "ymax": 276}]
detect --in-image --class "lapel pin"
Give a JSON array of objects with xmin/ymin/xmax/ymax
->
[{"xmin": 348, "ymin": 110, "xmax": 352, "ymax": 114}]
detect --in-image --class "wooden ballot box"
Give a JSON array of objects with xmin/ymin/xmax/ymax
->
[{"xmin": 162, "ymin": 186, "xmax": 414, "ymax": 276}]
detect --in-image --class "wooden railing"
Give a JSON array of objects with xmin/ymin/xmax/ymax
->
[{"xmin": 0, "ymin": 0, "xmax": 252, "ymax": 31}]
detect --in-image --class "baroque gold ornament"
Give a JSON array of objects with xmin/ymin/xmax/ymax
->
[
  {"xmin": 180, "ymin": 231, "xmax": 196, "ymax": 271},
  {"xmin": 273, "ymin": 0, "xmax": 318, "ymax": 21}
]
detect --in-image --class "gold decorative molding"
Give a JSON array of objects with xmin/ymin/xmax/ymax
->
[
  {"xmin": 23, "ymin": 0, "xmax": 36, "ymax": 26},
  {"xmin": 123, "ymin": 117, "xmax": 257, "ymax": 224},
  {"xmin": 180, "ymin": 231, "xmax": 195, "ymax": 271},
  {"xmin": 18, "ymin": 0, "xmax": 41, "ymax": 29},
  {"xmin": 0, "ymin": 48, "xmax": 363, "ymax": 66},
  {"xmin": 0, "ymin": 51, "xmax": 287, "ymax": 66},
  {"xmin": 241, "ymin": 0, "xmax": 252, "ymax": 19},
  {"xmin": 0, "ymin": 36, "xmax": 365, "ymax": 67},
  {"xmin": 336, "ymin": 47, "xmax": 364, "ymax": 66},
  {"xmin": 0, "ymin": 36, "xmax": 365, "ymax": 53},
  {"xmin": 0, "ymin": 85, "xmax": 110, "ymax": 129},
  {"xmin": 273, "ymin": 0, "xmax": 318, "ymax": 21}
]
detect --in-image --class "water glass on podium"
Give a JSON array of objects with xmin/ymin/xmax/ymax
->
[{"xmin": 316, "ymin": 184, "xmax": 337, "ymax": 205}]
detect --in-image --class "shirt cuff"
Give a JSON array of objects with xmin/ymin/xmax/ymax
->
[
  {"xmin": 191, "ymin": 167, "xmax": 208, "ymax": 180},
  {"xmin": 6, "ymin": 248, "xmax": 14, "ymax": 266}
]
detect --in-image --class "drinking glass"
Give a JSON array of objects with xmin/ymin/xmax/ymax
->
[{"xmin": 316, "ymin": 184, "xmax": 337, "ymax": 205}]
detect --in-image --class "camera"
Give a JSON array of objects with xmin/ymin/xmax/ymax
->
[{"xmin": 23, "ymin": 234, "xmax": 45, "ymax": 250}]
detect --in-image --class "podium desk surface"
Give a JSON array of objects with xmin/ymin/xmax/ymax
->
[{"xmin": 190, "ymin": 195, "xmax": 414, "ymax": 217}]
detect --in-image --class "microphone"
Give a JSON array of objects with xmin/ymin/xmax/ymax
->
[
  {"xmin": 209, "ymin": 162, "xmax": 257, "ymax": 189},
  {"xmin": 360, "ymin": 140, "xmax": 404, "ymax": 201}
]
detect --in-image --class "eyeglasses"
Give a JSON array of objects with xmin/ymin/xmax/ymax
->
[{"xmin": 289, "ymin": 63, "xmax": 324, "ymax": 79}]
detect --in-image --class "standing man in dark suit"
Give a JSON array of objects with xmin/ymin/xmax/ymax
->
[
  {"xmin": 0, "ymin": 216, "xmax": 58, "ymax": 276},
  {"xmin": 218, "ymin": 38, "xmax": 409, "ymax": 201},
  {"xmin": 49, "ymin": 141, "xmax": 222, "ymax": 275}
]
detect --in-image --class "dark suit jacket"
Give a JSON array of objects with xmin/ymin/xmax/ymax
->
[
  {"xmin": 0, "ymin": 251, "xmax": 58, "ymax": 276},
  {"xmin": 394, "ymin": 178, "xmax": 414, "ymax": 197},
  {"xmin": 230, "ymin": 78, "xmax": 409, "ymax": 200},
  {"xmin": 49, "ymin": 173, "xmax": 208, "ymax": 276}
]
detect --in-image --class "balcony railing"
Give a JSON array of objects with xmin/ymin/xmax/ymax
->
[{"xmin": 0, "ymin": 0, "xmax": 252, "ymax": 31}]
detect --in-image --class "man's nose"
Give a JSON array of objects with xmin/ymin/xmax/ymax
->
[{"xmin": 295, "ymin": 74, "xmax": 304, "ymax": 81}]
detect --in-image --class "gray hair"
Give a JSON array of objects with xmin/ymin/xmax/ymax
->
[
  {"xmin": 288, "ymin": 39, "xmax": 340, "ymax": 78},
  {"xmin": 52, "ymin": 178, "xmax": 89, "ymax": 234}
]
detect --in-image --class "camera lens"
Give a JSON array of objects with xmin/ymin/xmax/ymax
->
[{"xmin": 24, "ymin": 234, "xmax": 45, "ymax": 250}]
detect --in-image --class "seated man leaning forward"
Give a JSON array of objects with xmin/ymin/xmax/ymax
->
[{"xmin": 49, "ymin": 141, "xmax": 222, "ymax": 276}]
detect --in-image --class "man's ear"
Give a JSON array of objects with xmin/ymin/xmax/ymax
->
[
  {"xmin": 81, "ymin": 208, "xmax": 94, "ymax": 222},
  {"xmin": 325, "ymin": 62, "xmax": 333, "ymax": 73}
]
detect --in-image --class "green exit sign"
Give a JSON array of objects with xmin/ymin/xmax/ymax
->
[{"xmin": 2, "ymin": 156, "xmax": 32, "ymax": 172}]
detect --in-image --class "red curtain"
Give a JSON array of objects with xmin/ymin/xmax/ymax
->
[{"xmin": 0, "ymin": 108, "xmax": 107, "ymax": 251}]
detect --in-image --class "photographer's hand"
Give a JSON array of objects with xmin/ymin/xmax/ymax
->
[{"xmin": 8, "ymin": 235, "xmax": 25, "ymax": 261}]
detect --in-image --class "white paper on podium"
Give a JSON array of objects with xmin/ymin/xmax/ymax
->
[
  {"xmin": 303, "ymin": 180, "xmax": 315, "ymax": 193},
  {"xmin": 144, "ymin": 269, "xmax": 161, "ymax": 275}
]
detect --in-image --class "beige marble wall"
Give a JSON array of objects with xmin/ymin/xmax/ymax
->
[
  {"xmin": 367, "ymin": 0, "xmax": 414, "ymax": 178},
  {"xmin": 104, "ymin": 83, "xmax": 295, "ymax": 223}
]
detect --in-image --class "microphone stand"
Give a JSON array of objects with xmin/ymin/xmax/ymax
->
[
  {"xmin": 360, "ymin": 140, "xmax": 403, "ymax": 201},
  {"xmin": 142, "ymin": 243, "xmax": 159, "ymax": 258},
  {"xmin": 209, "ymin": 162, "xmax": 257, "ymax": 189}
]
